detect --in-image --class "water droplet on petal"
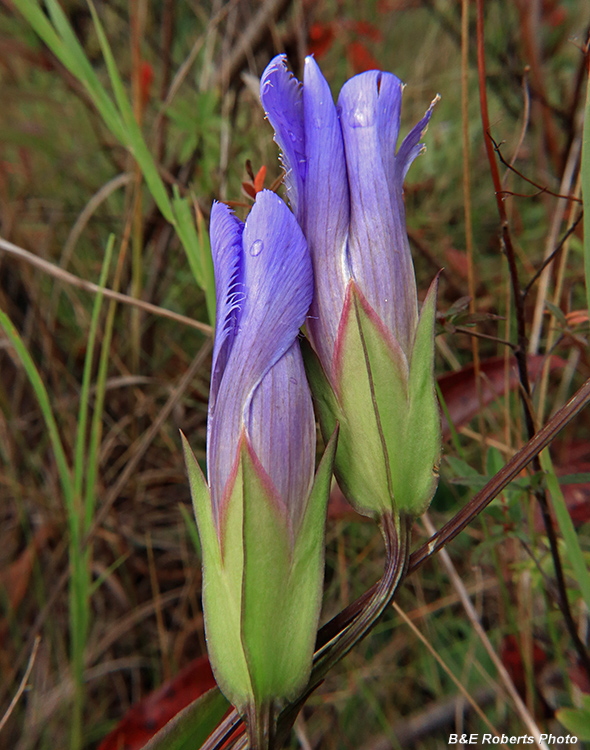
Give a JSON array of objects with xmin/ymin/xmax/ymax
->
[{"xmin": 249, "ymin": 239, "xmax": 264, "ymax": 256}]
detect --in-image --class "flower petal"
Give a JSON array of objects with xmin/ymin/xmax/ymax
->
[
  {"xmin": 395, "ymin": 95, "xmax": 438, "ymax": 184},
  {"xmin": 337, "ymin": 70, "xmax": 418, "ymax": 359},
  {"xmin": 207, "ymin": 190, "xmax": 313, "ymax": 521},
  {"xmin": 208, "ymin": 201, "xmax": 244, "ymax": 412},
  {"xmin": 246, "ymin": 342, "xmax": 315, "ymax": 532},
  {"xmin": 302, "ymin": 56, "xmax": 350, "ymax": 376},
  {"xmin": 260, "ymin": 55, "xmax": 306, "ymax": 221}
]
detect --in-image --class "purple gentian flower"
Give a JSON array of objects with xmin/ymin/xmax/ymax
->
[
  {"xmin": 260, "ymin": 57, "xmax": 440, "ymax": 518},
  {"xmin": 183, "ymin": 189, "xmax": 336, "ymax": 715},
  {"xmin": 207, "ymin": 188, "xmax": 315, "ymax": 534},
  {"xmin": 260, "ymin": 55, "xmax": 435, "ymax": 375}
]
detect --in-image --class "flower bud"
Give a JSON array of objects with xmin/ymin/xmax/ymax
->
[
  {"xmin": 183, "ymin": 190, "xmax": 335, "ymax": 713},
  {"xmin": 261, "ymin": 56, "xmax": 440, "ymax": 517}
]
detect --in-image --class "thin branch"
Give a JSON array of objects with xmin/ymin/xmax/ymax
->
[
  {"xmin": 522, "ymin": 211, "xmax": 584, "ymax": 299},
  {"xmin": 409, "ymin": 376, "xmax": 590, "ymax": 572},
  {"xmin": 491, "ymin": 135, "xmax": 583, "ymax": 204},
  {"xmin": 0, "ymin": 237, "xmax": 212, "ymax": 335},
  {"xmin": 0, "ymin": 636, "xmax": 40, "ymax": 733},
  {"xmin": 451, "ymin": 325, "xmax": 517, "ymax": 350}
]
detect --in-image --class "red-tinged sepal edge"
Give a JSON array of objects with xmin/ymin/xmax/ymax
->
[
  {"xmin": 181, "ymin": 427, "xmax": 337, "ymax": 714},
  {"xmin": 304, "ymin": 276, "xmax": 441, "ymax": 518}
]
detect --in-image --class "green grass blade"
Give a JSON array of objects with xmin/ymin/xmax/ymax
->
[
  {"xmin": 74, "ymin": 235, "xmax": 114, "ymax": 511},
  {"xmin": 173, "ymin": 190, "xmax": 205, "ymax": 287},
  {"xmin": 86, "ymin": 0, "xmax": 175, "ymax": 225},
  {"xmin": 0, "ymin": 308, "xmax": 75, "ymax": 519},
  {"xmin": 142, "ymin": 687, "xmax": 230, "ymax": 750},
  {"xmin": 0, "ymin": 304, "xmax": 87, "ymax": 749},
  {"xmin": 540, "ymin": 447, "xmax": 590, "ymax": 614},
  {"xmin": 89, "ymin": 552, "xmax": 130, "ymax": 596},
  {"xmin": 17, "ymin": 0, "xmax": 73, "ymax": 67},
  {"xmin": 84, "ymin": 295, "xmax": 118, "ymax": 526},
  {"xmin": 172, "ymin": 190, "xmax": 216, "ymax": 325},
  {"xmin": 17, "ymin": 0, "xmax": 126, "ymax": 143}
]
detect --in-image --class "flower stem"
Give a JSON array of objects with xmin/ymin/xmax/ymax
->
[{"xmin": 246, "ymin": 701, "xmax": 275, "ymax": 750}]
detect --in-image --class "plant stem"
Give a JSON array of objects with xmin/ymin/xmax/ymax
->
[{"xmin": 245, "ymin": 701, "xmax": 274, "ymax": 750}]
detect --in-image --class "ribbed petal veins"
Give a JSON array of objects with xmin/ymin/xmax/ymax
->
[
  {"xmin": 302, "ymin": 56, "xmax": 350, "ymax": 377},
  {"xmin": 246, "ymin": 342, "xmax": 315, "ymax": 532},
  {"xmin": 337, "ymin": 71, "xmax": 418, "ymax": 359},
  {"xmin": 207, "ymin": 190, "xmax": 314, "ymax": 528}
]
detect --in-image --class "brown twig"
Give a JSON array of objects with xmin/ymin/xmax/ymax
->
[
  {"xmin": 522, "ymin": 211, "xmax": 584, "ymax": 299},
  {"xmin": 409, "ymin": 376, "xmax": 590, "ymax": 572},
  {"xmin": 491, "ymin": 135, "xmax": 583, "ymax": 203},
  {"xmin": 0, "ymin": 636, "xmax": 40, "ymax": 733},
  {"xmin": 212, "ymin": 0, "xmax": 291, "ymax": 91},
  {"xmin": 0, "ymin": 237, "xmax": 212, "ymax": 335},
  {"xmin": 451, "ymin": 325, "xmax": 517, "ymax": 350}
]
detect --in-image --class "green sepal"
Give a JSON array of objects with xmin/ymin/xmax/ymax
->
[
  {"xmin": 182, "ymin": 429, "xmax": 336, "ymax": 713},
  {"xmin": 181, "ymin": 433, "xmax": 252, "ymax": 708},
  {"xmin": 239, "ymin": 439, "xmax": 293, "ymax": 704},
  {"xmin": 398, "ymin": 275, "xmax": 441, "ymax": 515},
  {"xmin": 304, "ymin": 277, "xmax": 441, "ymax": 519},
  {"xmin": 325, "ymin": 282, "xmax": 409, "ymax": 516},
  {"xmin": 242, "ymin": 428, "xmax": 337, "ymax": 704}
]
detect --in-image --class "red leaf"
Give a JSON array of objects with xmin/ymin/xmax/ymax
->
[
  {"xmin": 347, "ymin": 41, "xmax": 381, "ymax": 74},
  {"xmin": 307, "ymin": 22, "xmax": 335, "ymax": 58},
  {"xmin": 437, "ymin": 355, "xmax": 565, "ymax": 440},
  {"xmin": 348, "ymin": 20, "xmax": 383, "ymax": 42},
  {"xmin": 98, "ymin": 656, "xmax": 217, "ymax": 750},
  {"xmin": 241, "ymin": 182, "xmax": 257, "ymax": 200},
  {"xmin": 566, "ymin": 309, "xmax": 589, "ymax": 327}
]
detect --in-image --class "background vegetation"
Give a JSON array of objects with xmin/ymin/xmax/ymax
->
[{"xmin": 1, "ymin": 0, "xmax": 589, "ymax": 748}]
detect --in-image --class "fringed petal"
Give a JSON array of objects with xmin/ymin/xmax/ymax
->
[{"xmin": 260, "ymin": 55, "xmax": 306, "ymax": 221}]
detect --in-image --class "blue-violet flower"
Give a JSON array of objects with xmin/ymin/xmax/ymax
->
[
  {"xmin": 260, "ymin": 56, "xmax": 440, "ymax": 518},
  {"xmin": 183, "ymin": 189, "xmax": 336, "ymax": 713}
]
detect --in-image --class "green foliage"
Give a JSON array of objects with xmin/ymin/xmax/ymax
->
[
  {"xmin": 143, "ymin": 688, "xmax": 231, "ymax": 750},
  {"xmin": 557, "ymin": 695, "xmax": 590, "ymax": 741}
]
